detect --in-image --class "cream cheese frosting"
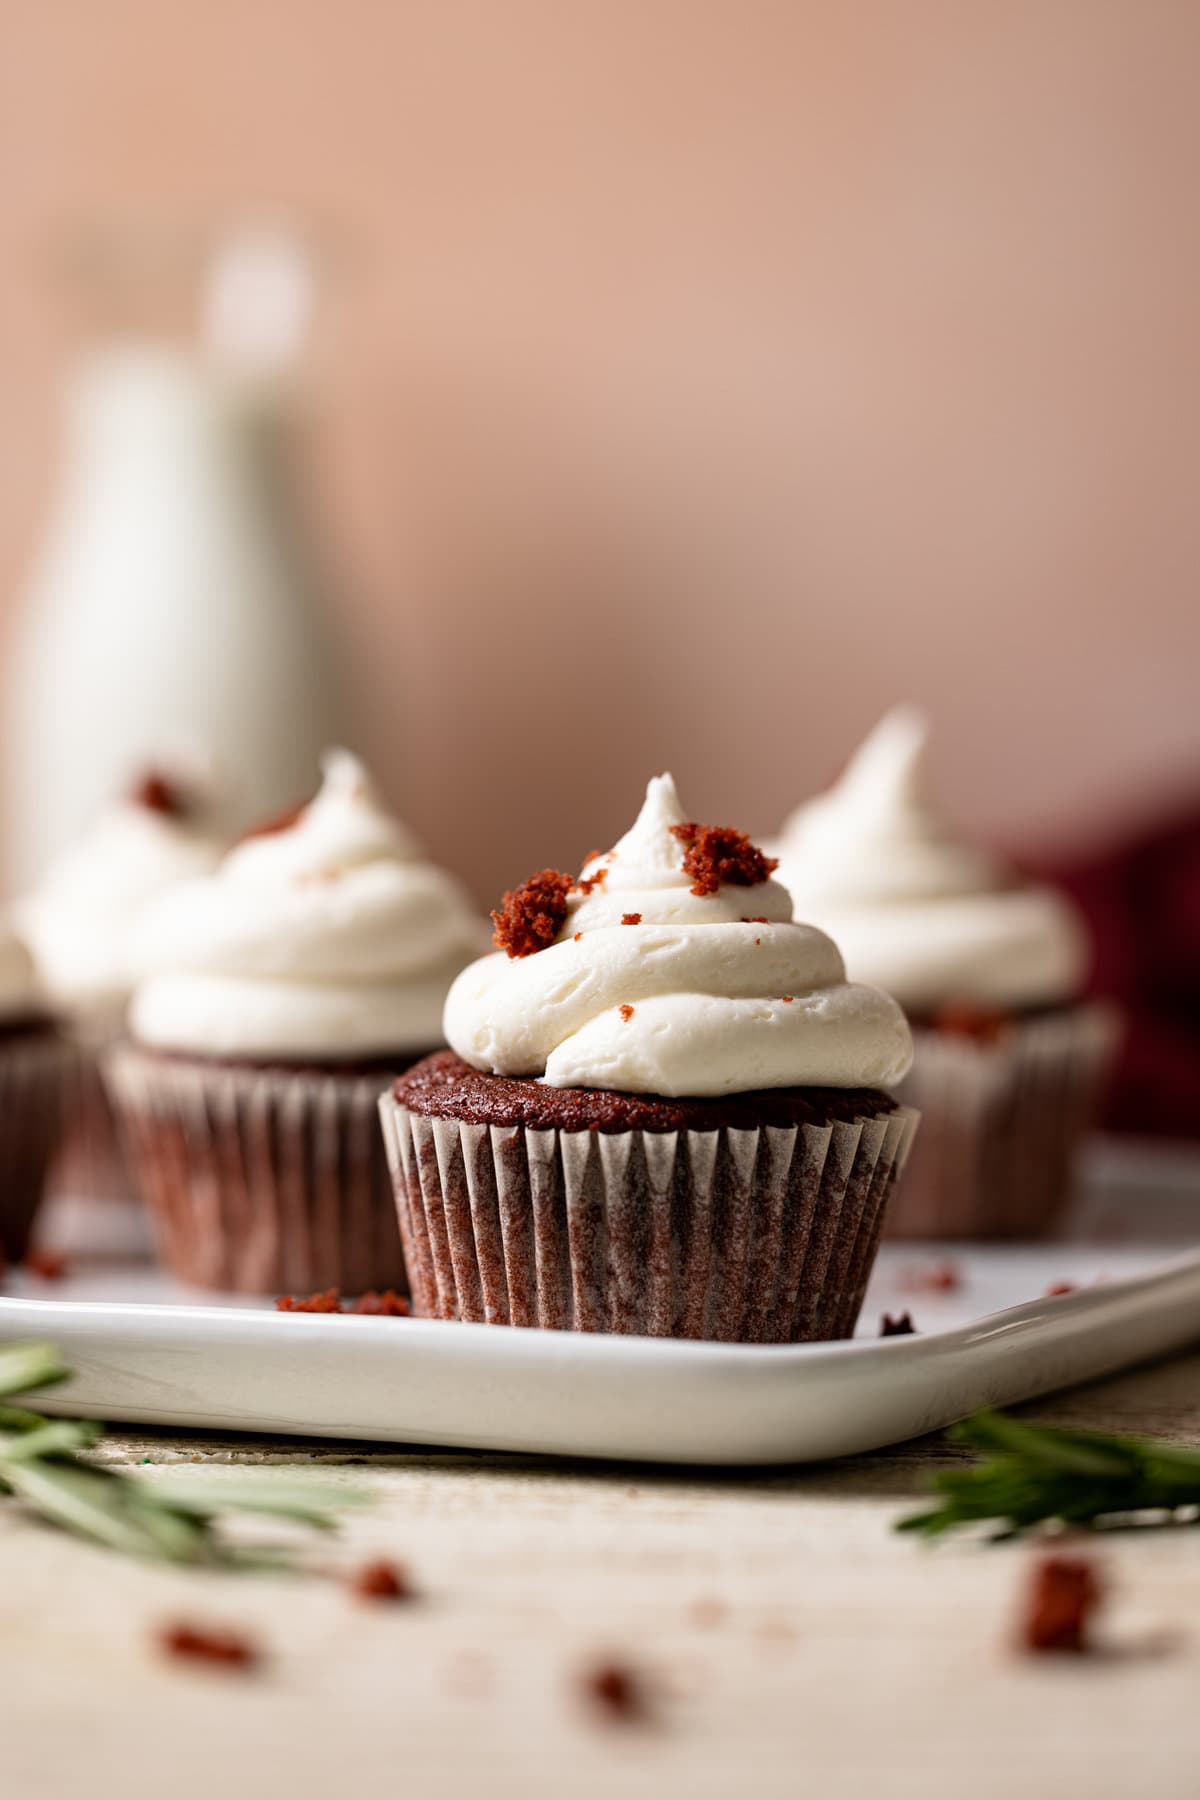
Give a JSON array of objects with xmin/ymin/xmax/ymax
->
[
  {"xmin": 770, "ymin": 708, "xmax": 1087, "ymax": 1014},
  {"xmin": 444, "ymin": 774, "xmax": 913, "ymax": 1096},
  {"xmin": 20, "ymin": 781, "xmax": 227, "ymax": 1023},
  {"xmin": 130, "ymin": 750, "xmax": 486, "ymax": 1061}
]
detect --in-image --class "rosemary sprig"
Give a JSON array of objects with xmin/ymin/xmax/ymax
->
[
  {"xmin": 0, "ymin": 1341, "xmax": 362, "ymax": 1568},
  {"xmin": 898, "ymin": 1410, "xmax": 1200, "ymax": 1540}
]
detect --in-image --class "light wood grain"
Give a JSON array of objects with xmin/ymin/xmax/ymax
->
[{"xmin": 5, "ymin": 1351, "xmax": 1200, "ymax": 1799}]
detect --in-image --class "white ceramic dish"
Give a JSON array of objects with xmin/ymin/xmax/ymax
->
[{"xmin": 0, "ymin": 1242, "xmax": 1197, "ymax": 1465}]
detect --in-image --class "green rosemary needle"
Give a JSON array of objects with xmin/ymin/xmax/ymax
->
[
  {"xmin": 898, "ymin": 1410, "xmax": 1200, "ymax": 1540},
  {"xmin": 0, "ymin": 1340, "xmax": 363, "ymax": 1568}
]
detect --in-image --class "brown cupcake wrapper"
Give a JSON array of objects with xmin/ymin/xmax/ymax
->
[
  {"xmin": 107, "ymin": 1045, "xmax": 407, "ymax": 1295},
  {"xmin": 48, "ymin": 1035, "xmax": 135, "ymax": 1205},
  {"xmin": 0, "ymin": 1032, "xmax": 74, "ymax": 1260},
  {"xmin": 379, "ymin": 1095, "xmax": 918, "ymax": 1342},
  {"xmin": 885, "ymin": 1002, "xmax": 1119, "ymax": 1239}
]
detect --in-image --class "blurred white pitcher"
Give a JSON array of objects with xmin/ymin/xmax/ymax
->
[{"xmin": 5, "ymin": 223, "xmax": 342, "ymax": 888}]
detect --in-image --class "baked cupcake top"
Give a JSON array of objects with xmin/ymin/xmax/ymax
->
[
  {"xmin": 770, "ymin": 708, "xmax": 1087, "ymax": 1015},
  {"xmin": 20, "ymin": 771, "xmax": 227, "ymax": 1025},
  {"xmin": 130, "ymin": 750, "xmax": 485, "ymax": 1062},
  {"xmin": 444, "ymin": 773, "xmax": 912, "ymax": 1097}
]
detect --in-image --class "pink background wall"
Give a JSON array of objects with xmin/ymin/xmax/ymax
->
[{"xmin": 1, "ymin": 1, "xmax": 1197, "ymax": 902}]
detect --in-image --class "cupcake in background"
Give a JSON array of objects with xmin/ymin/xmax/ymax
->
[
  {"xmin": 381, "ymin": 773, "xmax": 916, "ymax": 1341},
  {"xmin": 108, "ymin": 750, "xmax": 486, "ymax": 1294},
  {"xmin": 0, "ymin": 917, "xmax": 73, "ymax": 1262},
  {"xmin": 19, "ymin": 769, "xmax": 228, "ymax": 1203},
  {"xmin": 771, "ymin": 708, "xmax": 1117, "ymax": 1238}
]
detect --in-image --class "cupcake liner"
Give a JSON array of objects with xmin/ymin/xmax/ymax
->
[
  {"xmin": 107, "ymin": 1044, "xmax": 407, "ymax": 1294},
  {"xmin": 49, "ymin": 1039, "xmax": 136, "ymax": 1204},
  {"xmin": 379, "ymin": 1094, "xmax": 918, "ymax": 1342},
  {"xmin": 884, "ymin": 1002, "xmax": 1119, "ymax": 1239},
  {"xmin": 0, "ymin": 1031, "xmax": 74, "ymax": 1261}
]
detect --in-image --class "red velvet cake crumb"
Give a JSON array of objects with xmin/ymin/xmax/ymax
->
[
  {"xmin": 581, "ymin": 1660, "xmax": 648, "ymax": 1721},
  {"xmin": 619, "ymin": 1004, "xmax": 635, "ymax": 1022},
  {"xmin": 741, "ymin": 916, "xmax": 769, "ymax": 924},
  {"xmin": 1021, "ymin": 1556, "xmax": 1102, "ymax": 1654},
  {"xmin": 24, "ymin": 1248, "xmax": 69, "ymax": 1281},
  {"xmin": 350, "ymin": 1559, "xmax": 412, "ymax": 1602},
  {"xmin": 352, "ymin": 1290, "xmax": 410, "ymax": 1316},
  {"xmin": 670, "ymin": 822, "xmax": 778, "ymax": 897},
  {"xmin": 159, "ymin": 1623, "xmax": 260, "ymax": 1670},
  {"xmin": 276, "ymin": 1288, "xmax": 342, "ymax": 1313},
  {"xmin": 782, "ymin": 995, "xmax": 794, "ymax": 1004},
  {"xmin": 130, "ymin": 770, "xmax": 191, "ymax": 819},
  {"xmin": 1045, "ymin": 1281, "xmax": 1076, "ymax": 1297},
  {"xmin": 932, "ymin": 1000, "xmax": 1011, "ymax": 1045},
  {"xmin": 901, "ymin": 1260, "xmax": 963, "ymax": 1295},
  {"xmin": 491, "ymin": 870, "xmax": 573, "ymax": 957},
  {"xmin": 276, "ymin": 1288, "xmax": 410, "ymax": 1316},
  {"xmin": 621, "ymin": 912, "xmax": 642, "ymax": 925},
  {"xmin": 574, "ymin": 931, "xmax": 582, "ymax": 942},
  {"xmin": 575, "ymin": 865, "xmax": 608, "ymax": 897}
]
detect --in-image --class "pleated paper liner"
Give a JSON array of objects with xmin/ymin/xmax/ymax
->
[
  {"xmin": 50, "ymin": 1036, "xmax": 135, "ymax": 1204},
  {"xmin": 0, "ymin": 1028, "xmax": 75, "ymax": 1261},
  {"xmin": 107, "ymin": 1044, "xmax": 408, "ymax": 1295},
  {"xmin": 884, "ymin": 1001, "xmax": 1119, "ymax": 1239},
  {"xmin": 380, "ymin": 1095, "xmax": 918, "ymax": 1343}
]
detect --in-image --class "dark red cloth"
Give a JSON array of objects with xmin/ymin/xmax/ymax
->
[{"xmin": 1029, "ymin": 803, "xmax": 1200, "ymax": 1139}]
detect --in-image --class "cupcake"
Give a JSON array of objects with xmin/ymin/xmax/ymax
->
[
  {"xmin": 107, "ymin": 751, "xmax": 486, "ymax": 1293},
  {"xmin": 19, "ymin": 770, "xmax": 227, "ymax": 1201},
  {"xmin": 771, "ymin": 708, "xmax": 1117, "ymax": 1238},
  {"xmin": 0, "ymin": 917, "xmax": 73, "ymax": 1261},
  {"xmin": 380, "ymin": 774, "xmax": 916, "ymax": 1341}
]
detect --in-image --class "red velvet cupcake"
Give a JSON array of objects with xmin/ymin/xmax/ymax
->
[
  {"xmin": 772, "ymin": 710, "xmax": 1117, "ymax": 1237},
  {"xmin": 108, "ymin": 752, "xmax": 486, "ymax": 1293},
  {"xmin": 20, "ymin": 768, "xmax": 227, "ymax": 1204},
  {"xmin": 380, "ymin": 775, "xmax": 917, "ymax": 1341}
]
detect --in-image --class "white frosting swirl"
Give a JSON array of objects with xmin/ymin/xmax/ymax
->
[
  {"xmin": 0, "ymin": 918, "xmax": 46, "ymax": 1022},
  {"xmin": 770, "ymin": 708, "xmax": 1087, "ymax": 1014},
  {"xmin": 444, "ymin": 774, "xmax": 912, "ymax": 1096},
  {"xmin": 130, "ymin": 750, "xmax": 485, "ymax": 1061},
  {"xmin": 20, "ymin": 787, "xmax": 227, "ymax": 1024}
]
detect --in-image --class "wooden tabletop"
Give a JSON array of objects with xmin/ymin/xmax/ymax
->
[{"xmin": 6, "ymin": 1346, "xmax": 1200, "ymax": 1800}]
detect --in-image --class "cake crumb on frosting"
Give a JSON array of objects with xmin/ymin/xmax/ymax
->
[
  {"xmin": 621, "ymin": 912, "xmax": 642, "ymax": 925},
  {"xmin": 131, "ymin": 770, "xmax": 192, "ymax": 819},
  {"xmin": 575, "ymin": 865, "xmax": 609, "ymax": 897},
  {"xmin": 619, "ymin": 1004, "xmax": 635, "ymax": 1022},
  {"xmin": 670, "ymin": 823, "xmax": 778, "ymax": 897},
  {"xmin": 491, "ymin": 869, "xmax": 573, "ymax": 957}
]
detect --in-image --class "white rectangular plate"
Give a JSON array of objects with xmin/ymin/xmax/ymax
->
[{"xmin": 0, "ymin": 1240, "xmax": 1197, "ymax": 1464}]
